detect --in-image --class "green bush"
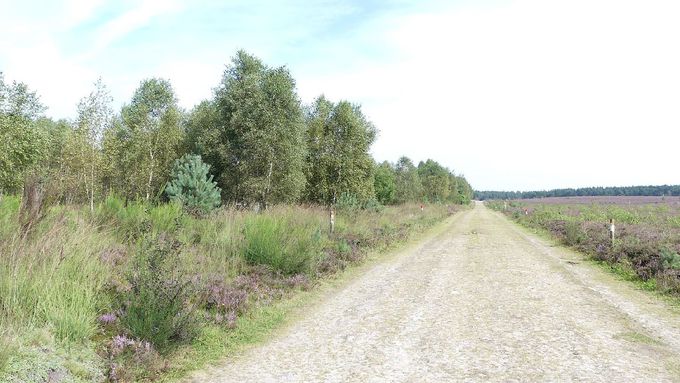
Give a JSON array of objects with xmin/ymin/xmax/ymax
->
[
  {"xmin": 363, "ymin": 198, "xmax": 384, "ymax": 213},
  {"xmin": 242, "ymin": 214, "xmax": 322, "ymax": 275},
  {"xmin": 165, "ymin": 154, "xmax": 221, "ymax": 216},
  {"xmin": 95, "ymin": 194, "xmax": 125, "ymax": 223},
  {"xmin": 336, "ymin": 192, "xmax": 360, "ymax": 213},
  {"xmin": 95, "ymin": 196, "xmax": 151, "ymax": 241},
  {"xmin": 661, "ymin": 248, "xmax": 680, "ymax": 270},
  {"xmin": 120, "ymin": 237, "xmax": 197, "ymax": 351},
  {"xmin": 336, "ymin": 239, "xmax": 352, "ymax": 255},
  {"xmin": 563, "ymin": 221, "xmax": 586, "ymax": 246},
  {"xmin": 149, "ymin": 202, "xmax": 184, "ymax": 234}
]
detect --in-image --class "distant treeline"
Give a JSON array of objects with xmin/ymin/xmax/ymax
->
[
  {"xmin": 0, "ymin": 50, "xmax": 473, "ymax": 208},
  {"xmin": 475, "ymin": 185, "xmax": 680, "ymax": 200}
]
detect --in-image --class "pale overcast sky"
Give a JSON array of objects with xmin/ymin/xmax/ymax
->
[{"xmin": 1, "ymin": 0, "xmax": 679, "ymax": 191}]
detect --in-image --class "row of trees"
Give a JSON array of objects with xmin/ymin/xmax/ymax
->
[
  {"xmin": 374, "ymin": 158, "xmax": 472, "ymax": 205},
  {"xmin": 475, "ymin": 185, "xmax": 680, "ymax": 200},
  {"xmin": 1, "ymin": 51, "xmax": 472, "ymax": 209}
]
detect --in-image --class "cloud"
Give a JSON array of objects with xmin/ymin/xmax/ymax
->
[
  {"xmin": 0, "ymin": 0, "xmax": 187, "ymax": 118},
  {"xmin": 62, "ymin": 0, "xmax": 107, "ymax": 27},
  {"xmin": 154, "ymin": 59, "xmax": 224, "ymax": 110},
  {"xmin": 86, "ymin": 0, "xmax": 184, "ymax": 58},
  {"xmin": 293, "ymin": 0, "xmax": 680, "ymax": 190}
]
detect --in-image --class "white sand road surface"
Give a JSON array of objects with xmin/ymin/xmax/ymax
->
[{"xmin": 187, "ymin": 203, "xmax": 680, "ymax": 382}]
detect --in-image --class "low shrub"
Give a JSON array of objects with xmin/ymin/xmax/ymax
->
[
  {"xmin": 204, "ymin": 280, "xmax": 249, "ymax": 315},
  {"xmin": 119, "ymin": 237, "xmax": 198, "ymax": 351},
  {"xmin": 0, "ymin": 200, "xmax": 455, "ymax": 379},
  {"xmin": 336, "ymin": 192, "xmax": 360, "ymax": 214},
  {"xmin": 657, "ymin": 270, "xmax": 680, "ymax": 295},
  {"xmin": 563, "ymin": 221, "xmax": 586, "ymax": 247},
  {"xmin": 363, "ymin": 198, "xmax": 384, "ymax": 213},
  {"xmin": 661, "ymin": 248, "xmax": 680, "ymax": 270}
]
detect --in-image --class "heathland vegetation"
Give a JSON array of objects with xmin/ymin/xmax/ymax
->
[
  {"xmin": 0, "ymin": 50, "xmax": 472, "ymax": 382},
  {"xmin": 476, "ymin": 184, "xmax": 680, "ymax": 201},
  {"xmin": 488, "ymin": 197, "xmax": 680, "ymax": 299}
]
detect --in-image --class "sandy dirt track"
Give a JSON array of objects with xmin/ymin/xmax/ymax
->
[{"xmin": 188, "ymin": 203, "xmax": 680, "ymax": 382}]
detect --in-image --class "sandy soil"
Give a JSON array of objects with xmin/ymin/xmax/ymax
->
[{"xmin": 187, "ymin": 202, "xmax": 680, "ymax": 382}]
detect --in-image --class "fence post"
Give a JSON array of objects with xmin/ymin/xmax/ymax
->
[
  {"xmin": 329, "ymin": 207, "xmax": 335, "ymax": 234},
  {"xmin": 609, "ymin": 218, "xmax": 615, "ymax": 245}
]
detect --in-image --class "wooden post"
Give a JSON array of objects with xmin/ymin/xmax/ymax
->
[
  {"xmin": 609, "ymin": 218, "xmax": 615, "ymax": 244},
  {"xmin": 329, "ymin": 207, "xmax": 335, "ymax": 234}
]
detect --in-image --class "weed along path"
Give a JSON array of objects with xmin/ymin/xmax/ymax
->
[{"xmin": 187, "ymin": 203, "xmax": 680, "ymax": 382}]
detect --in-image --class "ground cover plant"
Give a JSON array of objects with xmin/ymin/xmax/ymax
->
[
  {"xmin": 488, "ymin": 197, "xmax": 680, "ymax": 296},
  {"xmin": 0, "ymin": 195, "xmax": 462, "ymax": 382}
]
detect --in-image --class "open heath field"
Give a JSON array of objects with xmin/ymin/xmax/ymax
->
[{"xmin": 488, "ymin": 197, "xmax": 680, "ymax": 297}]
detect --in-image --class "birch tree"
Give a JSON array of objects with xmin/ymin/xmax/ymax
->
[
  {"xmin": 417, "ymin": 159, "xmax": 450, "ymax": 203},
  {"xmin": 394, "ymin": 156, "xmax": 422, "ymax": 203},
  {"xmin": 304, "ymin": 96, "xmax": 376, "ymax": 205},
  {"xmin": 75, "ymin": 78, "xmax": 112, "ymax": 211},
  {"xmin": 111, "ymin": 78, "xmax": 183, "ymax": 200},
  {"xmin": 0, "ymin": 73, "xmax": 46, "ymax": 193},
  {"xmin": 213, "ymin": 50, "xmax": 306, "ymax": 207},
  {"xmin": 374, "ymin": 161, "xmax": 396, "ymax": 205}
]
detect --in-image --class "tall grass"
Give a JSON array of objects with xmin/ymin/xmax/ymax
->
[
  {"xmin": 0, "ymin": 330, "xmax": 16, "ymax": 373},
  {"xmin": 0, "ymin": 206, "xmax": 111, "ymax": 342},
  {"xmin": 242, "ymin": 208, "xmax": 325, "ymax": 275},
  {"xmin": 0, "ymin": 195, "xmax": 20, "ymax": 237}
]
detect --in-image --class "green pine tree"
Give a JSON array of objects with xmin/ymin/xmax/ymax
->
[{"xmin": 165, "ymin": 154, "xmax": 221, "ymax": 215}]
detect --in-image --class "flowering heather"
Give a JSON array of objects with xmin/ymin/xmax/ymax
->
[
  {"xmin": 211, "ymin": 311, "xmax": 238, "ymax": 329},
  {"xmin": 109, "ymin": 334, "xmax": 156, "ymax": 359},
  {"xmin": 225, "ymin": 311, "xmax": 237, "ymax": 329},
  {"xmin": 206, "ymin": 283, "xmax": 249, "ymax": 314},
  {"xmin": 99, "ymin": 246, "xmax": 127, "ymax": 266},
  {"xmin": 107, "ymin": 335, "xmax": 162, "ymax": 381},
  {"xmin": 515, "ymin": 196, "xmax": 680, "ymax": 205},
  {"xmin": 286, "ymin": 274, "xmax": 311, "ymax": 290},
  {"xmin": 98, "ymin": 312, "xmax": 118, "ymax": 325},
  {"xmin": 110, "ymin": 335, "xmax": 135, "ymax": 356}
]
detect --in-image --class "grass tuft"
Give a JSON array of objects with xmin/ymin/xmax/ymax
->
[{"xmin": 242, "ymin": 211, "xmax": 324, "ymax": 275}]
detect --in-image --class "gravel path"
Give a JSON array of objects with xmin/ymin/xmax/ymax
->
[{"xmin": 187, "ymin": 203, "xmax": 680, "ymax": 382}]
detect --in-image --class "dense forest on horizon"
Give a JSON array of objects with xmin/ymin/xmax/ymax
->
[
  {"xmin": 475, "ymin": 184, "xmax": 680, "ymax": 201},
  {"xmin": 0, "ymin": 50, "xmax": 473, "ymax": 210}
]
